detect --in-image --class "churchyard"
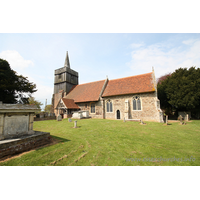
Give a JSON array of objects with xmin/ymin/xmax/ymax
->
[{"xmin": 0, "ymin": 118, "xmax": 199, "ymax": 166}]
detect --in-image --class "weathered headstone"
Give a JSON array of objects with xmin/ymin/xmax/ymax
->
[
  {"xmin": 74, "ymin": 120, "xmax": 77, "ymax": 128},
  {"xmin": 166, "ymin": 115, "xmax": 168, "ymax": 125},
  {"xmin": 178, "ymin": 115, "xmax": 184, "ymax": 125},
  {"xmin": 40, "ymin": 113, "xmax": 44, "ymax": 118},
  {"xmin": 57, "ymin": 115, "xmax": 62, "ymax": 121},
  {"xmin": 68, "ymin": 118, "xmax": 72, "ymax": 122},
  {"xmin": 140, "ymin": 119, "xmax": 146, "ymax": 125}
]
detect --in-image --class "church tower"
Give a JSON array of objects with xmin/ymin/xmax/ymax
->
[
  {"xmin": 54, "ymin": 51, "xmax": 78, "ymax": 94},
  {"xmin": 52, "ymin": 52, "xmax": 79, "ymax": 114}
]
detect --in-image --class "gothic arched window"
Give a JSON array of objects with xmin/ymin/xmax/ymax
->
[
  {"xmin": 91, "ymin": 103, "xmax": 95, "ymax": 113},
  {"xmin": 106, "ymin": 100, "xmax": 113, "ymax": 112},
  {"xmin": 133, "ymin": 96, "xmax": 141, "ymax": 110}
]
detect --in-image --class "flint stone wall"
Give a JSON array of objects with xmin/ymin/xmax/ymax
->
[
  {"xmin": 104, "ymin": 92, "xmax": 162, "ymax": 122},
  {"xmin": 77, "ymin": 100, "xmax": 104, "ymax": 119}
]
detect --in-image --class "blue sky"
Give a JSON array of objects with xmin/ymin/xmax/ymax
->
[{"xmin": 0, "ymin": 33, "xmax": 200, "ymax": 109}]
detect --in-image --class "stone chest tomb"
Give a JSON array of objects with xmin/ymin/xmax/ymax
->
[
  {"xmin": 0, "ymin": 102, "xmax": 39, "ymax": 140},
  {"xmin": 0, "ymin": 102, "xmax": 52, "ymax": 160}
]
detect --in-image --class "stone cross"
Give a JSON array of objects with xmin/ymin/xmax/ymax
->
[{"xmin": 178, "ymin": 115, "xmax": 184, "ymax": 125}]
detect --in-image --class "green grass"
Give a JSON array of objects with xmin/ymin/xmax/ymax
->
[{"xmin": 1, "ymin": 119, "xmax": 200, "ymax": 166}]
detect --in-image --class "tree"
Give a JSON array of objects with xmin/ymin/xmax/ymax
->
[
  {"xmin": 28, "ymin": 97, "xmax": 43, "ymax": 110},
  {"xmin": 157, "ymin": 73, "xmax": 171, "ymax": 84},
  {"xmin": 44, "ymin": 104, "xmax": 52, "ymax": 113},
  {"xmin": 0, "ymin": 58, "xmax": 37, "ymax": 104},
  {"xmin": 157, "ymin": 67, "xmax": 200, "ymax": 113},
  {"xmin": 157, "ymin": 73, "xmax": 172, "ymax": 113}
]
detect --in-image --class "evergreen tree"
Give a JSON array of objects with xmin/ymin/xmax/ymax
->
[
  {"xmin": 157, "ymin": 67, "xmax": 200, "ymax": 113},
  {"xmin": 0, "ymin": 58, "xmax": 37, "ymax": 104}
]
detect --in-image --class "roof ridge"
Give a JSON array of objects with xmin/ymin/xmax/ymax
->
[
  {"xmin": 108, "ymin": 72, "xmax": 153, "ymax": 82},
  {"xmin": 62, "ymin": 98, "xmax": 74, "ymax": 100},
  {"xmin": 67, "ymin": 85, "xmax": 77, "ymax": 94},
  {"xmin": 77, "ymin": 79, "xmax": 106, "ymax": 86}
]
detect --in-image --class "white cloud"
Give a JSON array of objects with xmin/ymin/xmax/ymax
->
[
  {"xmin": 129, "ymin": 40, "xmax": 200, "ymax": 78},
  {"xmin": 32, "ymin": 84, "xmax": 53, "ymax": 110},
  {"xmin": 0, "ymin": 50, "xmax": 33, "ymax": 71},
  {"xmin": 130, "ymin": 42, "xmax": 144, "ymax": 49},
  {"xmin": 23, "ymin": 75, "xmax": 53, "ymax": 107},
  {"xmin": 182, "ymin": 39, "xmax": 196, "ymax": 45}
]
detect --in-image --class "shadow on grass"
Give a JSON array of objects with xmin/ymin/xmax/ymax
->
[
  {"xmin": 34, "ymin": 135, "xmax": 71, "ymax": 152},
  {"xmin": 70, "ymin": 126, "xmax": 82, "ymax": 128},
  {"xmin": 51, "ymin": 135, "xmax": 71, "ymax": 143},
  {"xmin": 163, "ymin": 123, "xmax": 172, "ymax": 126}
]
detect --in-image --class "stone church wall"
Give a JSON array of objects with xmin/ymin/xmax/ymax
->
[
  {"xmin": 103, "ymin": 92, "xmax": 162, "ymax": 122},
  {"xmin": 77, "ymin": 100, "xmax": 104, "ymax": 119},
  {"xmin": 53, "ymin": 91, "xmax": 65, "ymax": 116}
]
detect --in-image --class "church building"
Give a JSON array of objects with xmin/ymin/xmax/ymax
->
[{"xmin": 52, "ymin": 52, "xmax": 163, "ymax": 122}]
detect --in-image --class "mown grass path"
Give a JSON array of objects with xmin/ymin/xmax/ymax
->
[{"xmin": 1, "ymin": 119, "xmax": 199, "ymax": 166}]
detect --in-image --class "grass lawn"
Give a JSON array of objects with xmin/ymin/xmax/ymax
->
[{"xmin": 0, "ymin": 119, "xmax": 199, "ymax": 166}]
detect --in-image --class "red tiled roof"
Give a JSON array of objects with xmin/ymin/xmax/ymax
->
[
  {"xmin": 65, "ymin": 80, "xmax": 106, "ymax": 103},
  {"xmin": 102, "ymin": 72, "xmax": 155, "ymax": 97},
  {"xmin": 61, "ymin": 98, "xmax": 80, "ymax": 109}
]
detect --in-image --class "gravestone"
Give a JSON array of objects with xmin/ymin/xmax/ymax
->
[
  {"xmin": 140, "ymin": 119, "xmax": 146, "ymax": 125},
  {"xmin": 185, "ymin": 114, "xmax": 189, "ymax": 121},
  {"xmin": 178, "ymin": 111, "xmax": 191, "ymax": 121},
  {"xmin": 57, "ymin": 115, "xmax": 62, "ymax": 121},
  {"xmin": 178, "ymin": 115, "xmax": 186, "ymax": 125},
  {"xmin": 40, "ymin": 113, "xmax": 44, "ymax": 118},
  {"xmin": 123, "ymin": 117, "xmax": 126, "ymax": 122},
  {"xmin": 74, "ymin": 121, "xmax": 77, "ymax": 128},
  {"xmin": 166, "ymin": 115, "xmax": 168, "ymax": 125},
  {"xmin": 68, "ymin": 118, "xmax": 72, "ymax": 122},
  {"xmin": 178, "ymin": 115, "xmax": 183, "ymax": 124}
]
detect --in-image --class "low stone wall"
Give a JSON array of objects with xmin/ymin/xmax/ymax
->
[
  {"xmin": 34, "ymin": 116, "xmax": 56, "ymax": 121},
  {"xmin": 0, "ymin": 131, "xmax": 52, "ymax": 160}
]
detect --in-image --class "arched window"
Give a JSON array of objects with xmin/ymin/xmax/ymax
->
[
  {"xmin": 106, "ymin": 100, "xmax": 113, "ymax": 112},
  {"xmin": 133, "ymin": 96, "xmax": 141, "ymax": 110},
  {"xmin": 91, "ymin": 103, "xmax": 95, "ymax": 113}
]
